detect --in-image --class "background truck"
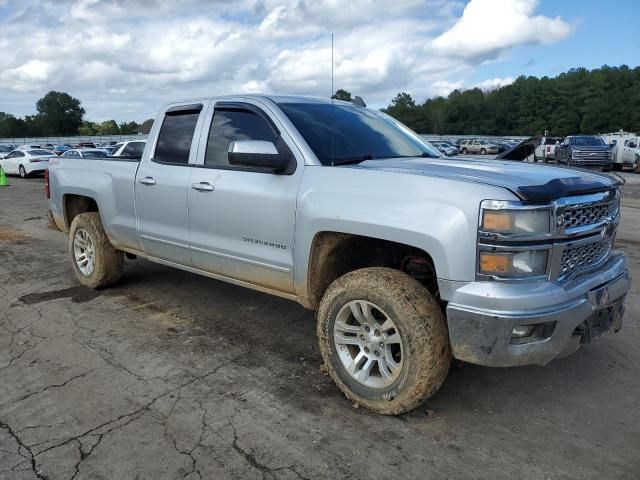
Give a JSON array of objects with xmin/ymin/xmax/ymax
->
[
  {"xmin": 556, "ymin": 135, "xmax": 613, "ymax": 170},
  {"xmin": 46, "ymin": 95, "xmax": 630, "ymax": 415},
  {"xmin": 534, "ymin": 136, "xmax": 563, "ymax": 162}
]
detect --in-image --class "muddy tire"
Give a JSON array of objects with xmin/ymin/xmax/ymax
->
[
  {"xmin": 68, "ymin": 212, "xmax": 123, "ymax": 289},
  {"xmin": 634, "ymin": 156, "xmax": 640, "ymax": 174},
  {"xmin": 480, "ymin": 148, "xmax": 486, "ymax": 155},
  {"xmin": 317, "ymin": 267, "xmax": 451, "ymax": 415},
  {"xmin": 461, "ymin": 148, "xmax": 467, "ymax": 154}
]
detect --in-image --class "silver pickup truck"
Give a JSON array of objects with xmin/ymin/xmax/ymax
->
[{"xmin": 46, "ymin": 95, "xmax": 631, "ymax": 415}]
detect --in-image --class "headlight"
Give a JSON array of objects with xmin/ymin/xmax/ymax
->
[
  {"xmin": 479, "ymin": 250, "xmax": 548, "ymax": 278},
  {"xmin": 481, "ymin": 208, "xmax": 550, "ymax": 235}
]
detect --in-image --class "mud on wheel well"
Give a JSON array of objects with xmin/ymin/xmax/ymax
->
[
  {"xmin": 63, "ymin": 194, "xmax": 99, "ymax": 230},
  {"xmin": 307, "ymin": 232, "xmax": 439, "ymax": 310}
]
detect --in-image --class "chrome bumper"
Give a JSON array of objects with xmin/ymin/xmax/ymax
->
[{"xmin": 445, "ymin": 252, "xmax": 630, "ymax": 367}]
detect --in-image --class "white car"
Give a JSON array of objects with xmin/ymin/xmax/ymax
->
[
  {"xmin": 15, "ymin": 144, "xmax": 42, "ymax": 151},
  {"xmin": 111, "ymin": 140, "xmax": 146, "ymax": 157},
  {"xmin": 61, "ymin": 148, "xmax": 109, "ymax": 159},
  {"xmin": 0, "ymin": 149, "xmax": 53, "ymax": 177},
  {"xmin": 621, "ymin": 137, "xmax": 640, "ymax": 172}
]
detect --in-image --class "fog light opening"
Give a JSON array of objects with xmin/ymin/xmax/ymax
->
[{"xmin": 511, "ymin": 325, "xmax": 536, "ymax": 339}]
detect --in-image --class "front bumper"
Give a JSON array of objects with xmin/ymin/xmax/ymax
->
[{"xmin": 446, "ymin": 252, "xmax": 630, "ymax": 367}]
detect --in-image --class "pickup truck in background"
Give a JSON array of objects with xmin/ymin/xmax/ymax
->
[
  {"xmin": 556, "ymin": 135, "xmax": 613, "ymax": 171},
  {"xmin": 534, "ymin": 136, "xmax": 563, "ymax": 162},
  {"xmin": 617, "ymin": 136, "xmax": 640, "ymax": 173},
  {"xmin": 47, "ymin": 95, "xmax": 630, "ymax": 415}
]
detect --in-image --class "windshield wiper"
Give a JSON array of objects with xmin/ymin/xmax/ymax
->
[
  {"xmin": 332, "ymin": 154, "xmax": 376, "ymax": 165},
  {"xmin": 333, "ymin": 152, "xmax": 437, "ymax": 165}
]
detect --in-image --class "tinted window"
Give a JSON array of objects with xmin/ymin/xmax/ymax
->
[
  {"xmin": 154, "ymin": 110, "xmax": 200, "ymax": 164},
  {"xmin": 571, "ymin": 136, "xmax": 605, "ymax": 146},
  {"xmin": 0, "ymin": 146, "xmax": 12, "ymax": 153},
  {"xmin": 28, "ymin": 150, "xmax": 52, "ymax": 156},
  {"xmin": 122, "ymin": 142, "xmax": 146, "ymax": 157},
  {"xmin": 82, "ymin": 151, "xmax": 107, "ymax": 158},
  {"xmin": 279, "ymin": 103, "xmax": 438, "ymax": 165},
  {"xmin": 205, "ymin": 109, "xmax": 277, "ymax": 167}
]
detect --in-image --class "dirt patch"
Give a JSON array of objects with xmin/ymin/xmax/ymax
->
[{"xmin": 0, "ymin": 228, "xmax": 29, "ymax": 244}]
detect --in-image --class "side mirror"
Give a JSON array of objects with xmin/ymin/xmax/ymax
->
[{"xmin": 228, "ymin": 140, "xmax": 290, "ymax": 172}]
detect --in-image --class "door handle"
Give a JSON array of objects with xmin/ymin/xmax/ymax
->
[
  {"xmin": 138, "ymin": 177, "xmax": 156, "ymax": 186},
  {"xmin": 191, "ymin": 182, "xmax": 214, "ymax": 192}
]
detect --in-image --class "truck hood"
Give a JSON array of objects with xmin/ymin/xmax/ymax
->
[{"xmin": 349, "ymin": 157, "xmax": 619, "ymax": 201}]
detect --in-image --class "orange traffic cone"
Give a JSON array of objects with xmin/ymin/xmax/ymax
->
[{"xmin": 0, "ymin": 166, "xmax": 7, "ymax": 187}]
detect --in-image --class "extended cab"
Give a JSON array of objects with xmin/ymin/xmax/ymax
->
[{"xmin": 47, "ymin": 95, "xmax": 631, "ymax": 415}]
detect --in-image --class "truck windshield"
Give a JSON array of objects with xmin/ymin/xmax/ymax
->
[
  {"xmin": 572, "ymin": 136, "xmax": 605, "ymax": 146},
  {"xmin": 279, "ymin": 102, "xmax": 439, "ymax": 165}
]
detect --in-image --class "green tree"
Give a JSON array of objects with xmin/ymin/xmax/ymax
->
[
  {"xmin": 119, "ymin": 121, "xmax": 140, "ymax": 135},
  {"xmin": 78, "ymin": 121, "xmax": 97, "ymax": 136},
  {"xmin": 36, "ymin": 91, "xmax": 85, "ymax": 135},
  {"xmin": 331, "ymin": 89, "xmax": 353, "ymax": 101},
  {"xmin": 97, "ymin": 120, "xmax": 120, "ymax": 135}
]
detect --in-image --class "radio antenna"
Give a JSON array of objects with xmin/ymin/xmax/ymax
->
[{"xmin": 331, "ymin": 32, "xmax": 334, "ymax": 166}]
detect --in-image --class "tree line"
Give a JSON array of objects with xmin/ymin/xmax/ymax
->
[
  {"xmin": 2, "ymin": 65, "xmax": 638, "ymax": 139},
  {"xmin": 369, "ymin": 65, "xmax": 638, "ymax": 136},
  {"xmin": 0, "ymin": 91, "xmax": 153, "ymax": 138}
]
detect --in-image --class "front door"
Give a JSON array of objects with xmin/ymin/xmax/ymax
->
[
  {"xmin": 135, "ymin": 103, "xmax": 206, "ymax": 266},
  {"xmin": 188, "ymin": 101, "xmax": 302, "ymax": 294}
]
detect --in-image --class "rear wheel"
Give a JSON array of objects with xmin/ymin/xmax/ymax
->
[
  {"xmin": 317, "ymin": 267, "xmax": 451, "ymax": 415},
  {"xmin": 69, "ymin": 212, "xmax": 123, "ymax": 288},
  {"xmin": 634, "ymin": 156, "xmax": 640, "ymax": 174},
  {"xmin": 19, "ymin": 165, "xmax": 27, "ymax": 178}
]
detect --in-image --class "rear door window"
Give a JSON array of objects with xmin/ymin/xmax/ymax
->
[
  {"xmin": 122, "ymin": 142, "xmax": 146, "ymax": 158},
  {"xmin": 154, "ymin": 106, "xmax": 202, "ymax": 164}
]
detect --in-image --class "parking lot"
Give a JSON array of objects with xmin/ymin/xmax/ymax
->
[{"xmin": 1, "ymin": 173, "xmax": 639, "ymax": 479}]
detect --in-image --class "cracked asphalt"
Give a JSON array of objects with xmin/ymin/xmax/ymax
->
[{"xmin": 1, "ymin": 175, "xmax": 639, "ymax": 480}]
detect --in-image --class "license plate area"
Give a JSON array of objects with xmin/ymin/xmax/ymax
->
[{"xmin": 579, "ymin": 297, "xmax": 625, "ymax": 343}]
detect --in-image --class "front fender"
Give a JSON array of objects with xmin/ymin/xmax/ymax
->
[{"xmin": 292, "ymin": 166, "xmax": 518, "ymax": 301}]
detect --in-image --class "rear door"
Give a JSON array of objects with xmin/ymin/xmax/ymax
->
[
  {"xmin": 134, "ymin": 102, "xmax": 208, "ymax": 266},
  {"xmin": 187, "ymin": 100, "xmax": 303, "ymax": 294}
]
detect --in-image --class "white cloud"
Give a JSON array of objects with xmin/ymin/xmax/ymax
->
[
  {"xmin": 432, "ymin": 0, "xmax": 573, "ymax": 60},
  {"xmin": 474, "ymin": 76, "xmax": 515, "ymax": 90},
  {"xmin": 0, "ymin": 0, "xmax": 574, "ymax": 121}
]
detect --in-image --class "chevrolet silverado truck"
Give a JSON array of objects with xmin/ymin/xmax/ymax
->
[{"xmin": 46, "ymin": 95, "xmax": 631, "ymax": 415}]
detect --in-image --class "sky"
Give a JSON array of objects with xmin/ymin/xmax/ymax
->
[{"xmin": 0, "ymin": 0, "xmax": 638, "ymax": 122}]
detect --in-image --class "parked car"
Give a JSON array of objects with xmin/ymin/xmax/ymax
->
[
  {"xmin": 556, "ymin": 136, "xmax": 613, "ymax": 171},
  {"xmin": 534, "ymin": 136, "xmax": 563, "ymax": 162},
  {"xmin": 110, "ymin": 140, "xmax": 146, "ymax": 158},
  {"xmin": 61, "ymin": 148, "xmax": 109, "ymax": 159},
  {"xmin": 53, "ymin": 144, "xmax": 72, "ymax": 156},
  {"xmin": 16, "ymin": 144, "xmax": 42, "ymax": 151},
  {"xmin": 47, "ymin": 94, "xmax": 629, "ymax": 415},
  {"xmin": 77, "ymin": 142, "xmax": 97, "ymax": 149},
  {"xmin": 0, "ymin": 145, "xmax": 14, "ymax": 159},
  {"xmin": 429, "ymin": 141, "xmax": 457, "ymax": 156},
  {"xmin": 0, "ymin": 149, "xmax": 52, "ymax": 177},
  {"xmin": 44, "ymin": 143, "xmax": 55, "ymax": 150},
  {"xmin": 459, "ymin": 139, "xmax": 499, "ymax": 155},
  {"xmin": 438, "ymin": 141, "xmax": 459, "ymax": 155}
]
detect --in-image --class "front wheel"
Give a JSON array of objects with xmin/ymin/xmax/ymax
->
[
  {"xmin": 69, "ymin": 212, "xmax": 123, "ymax": 288},
  {"xmin": 317, "ymin": 267, "xmax": 451, "ymax": 415},
  {"xmin": 19, "ymin": 165, "xmax": 27, "ymax": 178},
  {"xmin": 480, "ymin": 148, "xmax": 486, "ymax": 155},
  {"xmin": 461, "ymin": 148, "xmax": 467, "ymax": 154}
]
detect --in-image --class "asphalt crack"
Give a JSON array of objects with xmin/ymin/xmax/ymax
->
[{"xmin": 0, "ymin": 420, "xmax": 49, "ymax": 480}]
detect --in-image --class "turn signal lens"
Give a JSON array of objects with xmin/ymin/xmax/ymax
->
[{"xmin": 482, "ymin": 211, "xmax": 514, "ymax": 232}]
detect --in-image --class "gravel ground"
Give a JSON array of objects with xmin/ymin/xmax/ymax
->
[{"xmin": 0, "ymin": 173, "xmax": 639, "ymax": 480}]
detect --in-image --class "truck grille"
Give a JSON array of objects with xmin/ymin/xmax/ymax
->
[
  {"xmin": 559, "ymin": 238, "xmax": 612, "ymax": 278},
  {"xmin": 562, "ymin": 200, "xmax": 619, "ymax": 229},
  {"xmin": 571, "ymin": 149, "xmax": 611, "ymax": 165}
]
